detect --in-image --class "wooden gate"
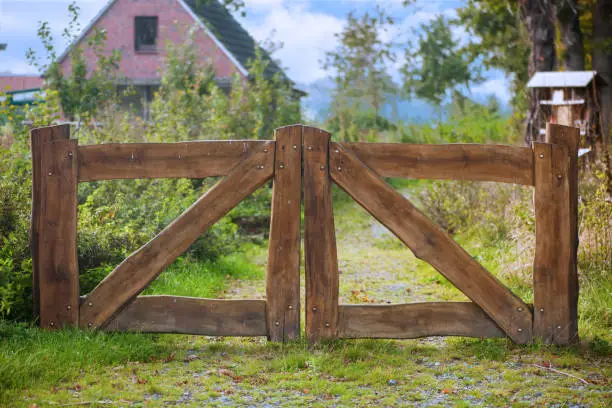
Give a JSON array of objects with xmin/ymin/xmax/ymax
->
[{"xmin": 31, "ymin": 123, "xmax": 578, "ymax": 345}]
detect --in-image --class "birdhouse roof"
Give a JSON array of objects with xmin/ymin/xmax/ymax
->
[{"xmin": 527, "ymin": 71, "xmax": 607, "ymax": 88}]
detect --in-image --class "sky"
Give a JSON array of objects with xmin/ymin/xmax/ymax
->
[{"xmin": 0, "ymin": 0, "xmax": 512, "ymax": 114}]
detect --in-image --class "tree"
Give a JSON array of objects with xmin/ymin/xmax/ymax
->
[
  {"xmin": 555, "ymin": 0, "xmax": 586, "ymax": 70},
  {"xmin": 0, "ymin": 44, "xmax": 6, "ymax": 51},
  {"xmin": 26, "ymin": 2, "xmax": 121, "ymax": 121},
  {"xmin": 402, "ymin": 15, "xmax": 479, "ymax": 107},
  {"xmin": 323, "ymin": 6, "xmax": 396, "ymax": 140}
]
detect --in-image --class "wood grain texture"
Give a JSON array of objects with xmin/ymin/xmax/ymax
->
[
  {"xmin": 79, "ymin": 141, "xmax": 275, "ymax": 329},
  {"xmin": 330, "ymin": 143, "xmax": 533, "ymax": 344},
  {"xmin": 78, "ymin": 140, "xmax": 268, "ymax": 181},
  {"xmin": 303, "ymin": 126, "xmax": 339, "ymax": 343},
  {"xmin": 343, "ymin": 142, "xmax": 534, "ymax": 185},
  {"xmin": 338, "ymin": 302, "xmax": 505, "ymax": 339},
  {"xmin": 544, "ymin": 123, "xmax": 579, "ymax": 344},
  {"xmin": 106, "ymin": 296, "xmax": 267, "ymax": 336},
  {"xmin": 30, "ymin": 125, "xmax": 79, "ymax": 328},
  {"xmin": 266, "ymin": 126, "xmax": 302, "ymax": 341},
  {"xmin": 533, "ymin": 141, "xmax": 576, "ymax": 344}
]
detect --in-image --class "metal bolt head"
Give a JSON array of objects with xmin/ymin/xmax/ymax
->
[
  {"xmin": 263, "ymin": 148, "xmax": 269, "ymax": 153},
  {"xmin": 312, "ymin": 306, "xmax": 317, "ymax": 312},
  {"xmin": 88, "ymin": 302, "xmax": 93, "ymax": 307},
  {"xmin": 308, "ymin": 146, "xmax": 313, "ymax": 151},
  {"xmin": 557, "ymin": 325, "xmax": 562, "ymax": 329},
  {"xmin": 337, "ymin": 166, "xmax": 342, "ymax": 171},
  {"xmin": 66, "ymin": 305, "xmax": 72, "ymax": 311},
  {"xmin": 178, "ymin": 154, "xmax": 183, "ymax": 160},
  {"xmin": 539, "ymin": 153, "xmax": 544, "ymax": 159},
  {"xmin": 48, "ymin": 172, "xmax": 52, "ymax": 176},
  {"xmin": 334, "ymin": 149, "xmax": 339, "ymax": 153},
  {"xmin": 279, "ymin": 163, "xmax": 285, "ymax": 169},
  {"xmin": 517, "ymin": 307, "xmax": 524, "ymax": 312},
  {"xmin": 275, "ymin": 321, "xmax": 280, "ymax": 326},
  {"xmin": 518, "ymin": 328, "xmax": 523, "ymax": 332},
  {"xmin": 325, "ymin": 322, "xmax": 330, "ymax": 328},
  {"xmin": 292, "ymin": 145, "xmax": 297, "ymax": 150},
  {"xmin": 88, "ymin": 322, "xmax": 93, "ymax": 328},
  {"xmin": 50, "ymin": 321, "xmax": 55, "ymax": 327},
  {"xmin": 320, "ymin": 165, "xmax": 325, "ymax": 170},
  {"xmin": 68, "ymin": 151, "xmax": 73, "ymax": 158},
  {"xmin": 557, "ymin": 174, "xmax": 563, "ymax": 180},
  {"xmin": 540, "ymin": 308, "xmax": 544, "ymax": 312},
  {"xmin": 288, "ymin": 305, "xmax": 293, "ymax": 310}
]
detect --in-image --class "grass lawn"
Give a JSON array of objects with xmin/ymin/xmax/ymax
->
[{"xmin": 1, "ymin": 186, "xmax": 610, "ymax": 407}]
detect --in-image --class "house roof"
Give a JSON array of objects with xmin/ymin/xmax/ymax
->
[
  {"xmin": 0, "ymin": 75, "xmax": 44, "ymax": 92},
  {"xmin": 527, "ymin": 71, "xmax": 607, "ymax": 88},
  {"xmin": 182, "ymin": 0, "xmax": 286, "ymax": 82},
  {"xmin": 56, "ymin": 0, "xmax": 289, "ymax": 84}
]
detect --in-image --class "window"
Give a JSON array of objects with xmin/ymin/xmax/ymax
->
[{"xmin": 135, "ymin": 16, "xmax": 158, "ymax": 52}]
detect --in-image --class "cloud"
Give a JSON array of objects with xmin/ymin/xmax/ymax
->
[
  {"xmin": 239, "ymin": 5, "xmax": 344, "ymax": 84},
  {"xmin": 470, "ymin": 76, "xmax": 511, "ymax": 103}
]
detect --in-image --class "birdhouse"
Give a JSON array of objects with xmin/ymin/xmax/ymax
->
[{"xmin": 527, "ymin": 71, "xmax": 607, "ymax": 141}]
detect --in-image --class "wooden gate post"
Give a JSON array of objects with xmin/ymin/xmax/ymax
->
[
  {"xmin": 303, "ymin": 126, "xmax": 339, "ymax": 343},
  {"xmin": 533, "ymin": 123, "xmax": 579, "ymax": 344},
  {"xmin": 266, "ymin": 125, "xmax": 303, "ymax": 341},
  {"xmin": 31, "ymin": 124, "xmax": 79, "ymax": 329}
]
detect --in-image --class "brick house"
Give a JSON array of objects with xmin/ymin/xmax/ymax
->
[{"xmin": 1, "ymin": 0, "xmax": 300, "ymax": 116}]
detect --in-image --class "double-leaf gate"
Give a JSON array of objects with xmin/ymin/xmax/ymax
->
[{"xmin": 31, "ymin": 123, "xmax": 579, "ymax": 345}]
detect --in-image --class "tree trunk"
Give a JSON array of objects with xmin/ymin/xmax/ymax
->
[
  {"xmin": 520, "ymin": 0, "xmax": 557, "ymax": 144},
  {"xmin": 592, "ymin": 0, "xmax": 612, "ymax": 193},
  {"xmin": 555, "ymin": 0, "xmax": 586, "ymax": 70}
]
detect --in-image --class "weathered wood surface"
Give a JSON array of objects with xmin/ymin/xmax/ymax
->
[
  {"xmin": 330, "ymin": 143, "xmax": 533, "ymax": 344},
  {"xmin": 338, "ymin": 302, "xmax": 505, "ymax": 339},
  {"xmin": 266, "ymin": 126, "xmax": 302, "ymax": 341},
  {"xmin": 78, "ymin": 140, "xmax": 268, "ymax": 181},
  {"xmin": 79, "ymin": 141, "xmax": 275, "ymax": 329},
  {"xmin": 30, "ymin": 125, "xmax": 79, "ymax": 328},
  {"xmin": 343, "ymin": 142, "xmax": 534, "ymax": 185},
  {"xmin": 533, "ymin": 140, "xmax": 576, "ymax": 344},
  {"xmin": 542, "ymin": 124, "xmax": 579, "ymax": 344},
  {"xmin": 303, "ymin": 127, "xmax": 339, "ymax": 342},
  {"xmin": 106, "ymin": 296, "xmax": 267, "ymax": 336}
]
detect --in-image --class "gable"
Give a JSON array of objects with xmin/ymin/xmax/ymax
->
[{"xmin": 56, "ymin": 0, "xmax": 289, "ymax": 83}]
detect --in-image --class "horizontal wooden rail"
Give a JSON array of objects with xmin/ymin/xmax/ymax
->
[
  {"xmin": 338, "ymin": 303, "xmax": 505, "ymax": 339},
  {"xmin": 341, "ymin": 142, "xmax": 534, "ymax": 185},
  {"xmin": 78, "ymin": 140, "xmax": 269, "ymax": 181},
  {"xmin": 105, "ymin": 296, "xmax": 267, "ymax": 336}
]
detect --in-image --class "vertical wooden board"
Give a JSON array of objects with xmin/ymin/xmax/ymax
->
[
  {"xmin": 545, "ymin": 123, "xmax": 580, "ymax": 342},
  {"xmin": 303, "ymin": 126, "xmax": 339, "ymax": 343},
  {"xmin": 533, "ymin": 142, "xmax": 575, "ymax": 344},
  {"xmin": 266, "ymin": 126, "xmax": 302, "ymax": 341},
  {"xmin": 31, "ymin": 125, "xmax": 79, "ymax": 328}
]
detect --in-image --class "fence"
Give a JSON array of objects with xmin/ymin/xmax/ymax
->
[{"xmin": 30, "ymin": 123, "xmax": 579, "ymax": 345}]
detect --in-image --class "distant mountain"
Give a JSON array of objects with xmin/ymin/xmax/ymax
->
[{"xmin": 299, "ymin": 78, "xmax": 510, "ymax": 123}]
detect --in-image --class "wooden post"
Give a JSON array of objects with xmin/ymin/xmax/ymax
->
[
  {"xmin": 266, "ymin": 125, "xmax": 302, "ymax": 341},
  {"xmin": 303, "ymin": 126, "xmax": 339, "ymax": 343},
  {"xmin": 532, "ymin": 123, "xmax": 579, "ymax": 344},
  {"xmin": 31, "ymin": 125, "xmax": 79, "ymax": 329}
]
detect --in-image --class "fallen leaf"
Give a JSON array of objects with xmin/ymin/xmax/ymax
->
[
  {"xmin": 302, "ymin": 388, "xmax": 310, "ymax": 394},
  {"xmin": 137, "ymin": 377, "xmax": 147, "ymax": 385},
  {"xmin": 163, "ymin": 352, "xmax": 176, "ymax": 363}
]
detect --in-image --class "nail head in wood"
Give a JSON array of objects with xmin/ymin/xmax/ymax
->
[
  {"xmin": 88, "ymin": 302, "xmax": 93, "ymax": 307},
  {"xmin": 518, "ymin": 328, "xmax": 523, "ymax": 332},
  {"xmin": 279, "ymin": 163, "xmax": 285, "ymax": 169},
  {"xmin": 325, "ymin": 322, "xmax": 330, "ymax": 327},
  {"xmin": 540, "ymin": 308, "xmax": 544, "ymax": 312},
  {"xmin": 557, "ymin": 325, "xmax": 562, "ymax": 329},
  {"xmin": 312, "ymin": 306, "xmax": 317, "ymax": 312},
  {"xmin": 292, "ymin": 145, "xmax": 297, "ymax": 150},
  {"xmin": 66, "ymin": 305, "xmax": 71, "ymax": 311},
  {"xmin": 50, "ymin": 321, "xmax": 55, "ymax": 326},
  {"xmin": 557, "ymin": 174, "xmax": 563, "ymax": 180},
  {"xmin": 263, "ymin": 148, "xmax": 269, "ymax": 153},
  {"xmin": 320, "ymin": 165, "xmax": 325, "ymax": 170},
  {"xmin": 539, "ymin": 153, "xmax": 544, "ymax": 158},
  {"xmin": 88, "ymin": 322, "xmax": 93, "ymax": 327},
  {"xmin": 517, "ymin": 307, "xmax": 524, "ymax": 312},
  {"xmin": 275, "ymin": 321, "xmax": 280, "ymax": 326},
  {"xmin": 48, "ymin": 172, "xmax": 52, "ymax": 176},
  {"xmin": 337, "ymin": 166, "xmax": 342, "ymax": 171},
  {"xmin": 308, "ymin": 146, "xmax": 313, "ymax": 151},
  {"xmin": 288, "ymin": 305, "xmax": 293, "ymax": 310}
]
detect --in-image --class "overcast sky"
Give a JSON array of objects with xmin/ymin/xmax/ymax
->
[{"xmin": 0, "ymin": 0, "xmax": 511, "ymax": 103}]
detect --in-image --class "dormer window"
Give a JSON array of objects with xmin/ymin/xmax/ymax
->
[{"xmin": 135, "ymin": 16, "xmax": 158, "ymax": 52}]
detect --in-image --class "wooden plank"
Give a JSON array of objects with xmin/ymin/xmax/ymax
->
[
  {"xmin": 544, "ymin": 123, "xmax": 579, "ymax": 343},
  {"xmin": 30, "ymin": 125, "xmax": 79, "ymax": 328},
  {"xmin": 338, "ymin": 302, "xmax": 505, "ymax": 339},
  {"xmin": 266, "ymin": 126, "xmax": 302, "ymax": 341},
  {"xmin": 533, "ymin": 141, "xmax": 576, "ymax": 344},
  {"xmin": 303, "ymin": 126, "xmax": 339, "ymax": 343},
  {"xmin": 106, "ymin": 296, "xmax": 267, "ymax": 336},
  {"xmin": 343, "ymin": 142, "xmax": 534, "ymax": 185},
  {"xmin": 79, "ymin": 141, "xmax": 275, "ymax": 329},
  {"xmin": 330, "ymin": 143, "xmax": 533, "ymax": 344},
  {"xmin": 77, "ymin": 140, "xmax": 268, "ymax": 181}
]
